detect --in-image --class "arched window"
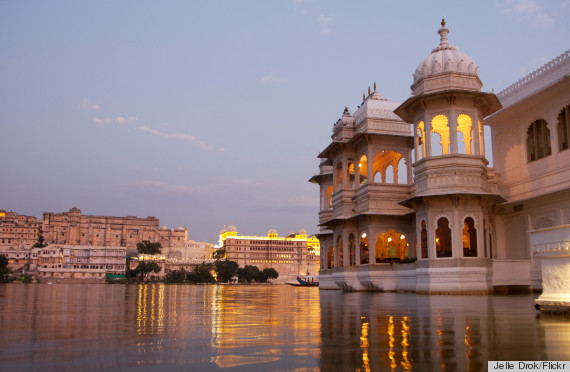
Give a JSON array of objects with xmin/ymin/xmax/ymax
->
[
  {"xmin": 348, "ymin": 162, "xmax": 356, "ymax": 188},
  {"xmin": 526, "ymin": 119, "xmax": 551, "ymax": 162},
  {"xmin": 373, "ymin": 150, "xmax": 403, "ymax": 184},
  {"xmin": 385, "ymin": 165, "xmax": 394, "ymax": 183},
  {"xmin": 420, "ymin": 220, "xmax": 428, "ymax": 259},
  {"xmin": 558, "ymin": 104, "xmax": 570, "ymax": 151},
  {"xmin": 457, "ymin": 114, "xmax": 473, "ymax": 155},
  {"xmin": 373, "ymin": 171, "xmax": 382, "ymax": 183},
  {"xmin": 417, "ymin": 121, "xmax": 426, "ymax": 159},
  {"xmin": 337, "ymin": 237, "xmax": 343, "ymax": 267},
  {"xmin": 349, "ymin": 233, "xmax": 356, "ymax": 266},
  {"xmin": 431, "ymin": 114, "xmax": 450, "ymax": 156},
  {"xmin": 358, "ymin": 155, "xmax": 368, "ymax": 184},
  {"xmin": 435, "ymin": 217, "xmax": 452, "ymax": 258},
  {"xmin": 462, "ymin": 217, "xmax": 477, "ymax": 257},
  {"xmin": 336, "ymin": 163, "xmax": 343, "ymax": 188},
  {"xmin": 326, "ymin": 185, "xmax": 333, "ymax": 209},
  {"xmin": 397, "ymin": 157, "xmax": 407, "ymax": 184},
  {"xmin": 360, "ymin": 233, "xmax": 369, "ymax": 264},
  {"xmin": 327, "ymin": 246, "xmax": 334, "ymax": 269},
  {"xmin": 375, "ymin": 229, "xmax": 409, "ymax": 262}
]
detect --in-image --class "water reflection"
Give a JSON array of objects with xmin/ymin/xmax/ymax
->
[
  {"xmin": 1, "ymin": 284, "xmax": 570, "ymax": 371},
  {"xmin": 318, "ymin": 292, "xmax": 570, "ymax": 372}
]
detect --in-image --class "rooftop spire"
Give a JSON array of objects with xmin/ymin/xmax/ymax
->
[{"xmin": 432, "ymin": 18, "xmax": 456, "ymax": 53}]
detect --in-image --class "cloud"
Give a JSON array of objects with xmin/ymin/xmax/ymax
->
[
  {"xmin": 137, "ymin": 125, "xmax": 210, "ymax": 149},
  {"xmin": 80, "ymin": 98, "xmax": 100, "ymax": 112},
  {"xmin": 496, "ymin": 0, "xmax": 554, "ymax": 27},
  {"xmin": 316, "ymin": 13, "xmax": 333, "ymax": 33},
  {"xmin": 136, "ymin": 180, "xmax": 210, "ymax": 196},
  {"xmin": 93, "ymin": 116, "xmax": 138, "ymax": 126}
]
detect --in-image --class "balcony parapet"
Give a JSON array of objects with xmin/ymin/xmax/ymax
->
[
  {"xmin": 413, "ymin": 155, "xmax": 495, "ymax": 195},
  {"xmin": 355, "ymin": 183, "xmax": 413, "ymax": 215}
]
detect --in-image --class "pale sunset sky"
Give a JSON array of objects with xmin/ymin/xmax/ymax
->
[{"xmin": 1, "ymin": 0, "xmax": 569, "ymax": 242}]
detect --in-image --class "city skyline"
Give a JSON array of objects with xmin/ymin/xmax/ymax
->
[{"xmin": 2, "ymin": 1, "xmax": 569, "ymax": 243}]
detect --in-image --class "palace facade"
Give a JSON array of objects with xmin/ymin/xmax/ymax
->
[
  {"xmin": 311, "ymin": 20, "xmax": 570, "ymax": 293},
  {"xmin": 218, "ymin": 225, "xmax": 320, "ymax": 278}
]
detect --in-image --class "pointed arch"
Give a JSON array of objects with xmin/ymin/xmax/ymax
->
[
  {"xmin": 457, "ymin": 114, "xmax": 473, "ymax": 155},
  {"xmin": 431, "ymin": 114, "xmax": 450, "ymax": 156}
]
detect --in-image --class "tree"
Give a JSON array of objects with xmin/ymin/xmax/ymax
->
[
  {"xmin": 187, "ymin": 262, "xmax": 215, "ymax": 283},
  {"xmin": 135, "ymin": 261, "xmax": 161, "ymax": 280},
  {"xmin": 32, "ymin": 228, "xmax": 47, "ymax": 248},
  {"xmin": 0, "ymin": 255, "xmax": 10, "ymax": 283},
  {"xmin": 136, "ymin": 240, "xmax": 162, "ymax": 255},
  {"xmin": 213, "ymin": 248, "xmax": 226, "ymax": 260},
  {"xmin": 237, "ymin": 265, "xmax": 263, "ymax": 283},
  {"xmin": 262, "ymin": 268, "xmax": 279, "ymax": 281},
  {"xmin": 214, "ymin": 260, "xmax": 238, "ymax": 283}
]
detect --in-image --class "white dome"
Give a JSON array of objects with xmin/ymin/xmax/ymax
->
[
  {"xmin": 227, "ymin": 224, "xmax": 237, "ymax": 232},
  {"xmin": 160, "ymin": 225, "xmax": 168, "ymax": 230},
  {"xmin": 413, "ymin": 20, "xmax": 479, "ymax": 86},
  {"xmin": 299, "ymin": 228, "xmax": 307, "ymax": 235},
  {"xmin": 268, "ymin": 228, "xmax": 278, "ymax": 235}
]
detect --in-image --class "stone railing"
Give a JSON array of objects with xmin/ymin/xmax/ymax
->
[{"xmin": 497, "ymin": 49, "xmax": 570, "ymax": 106}]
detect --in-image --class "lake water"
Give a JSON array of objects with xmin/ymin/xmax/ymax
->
[{"xmin": 0, "ymin": 284, "xmax": 569, "ymax": 371}]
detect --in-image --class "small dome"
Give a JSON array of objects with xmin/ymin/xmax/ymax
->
[
  {"xmin": 412, "ymin": 20, "xmax": 480, "ymax": 93},
  {"xmin": 175, "ymin": 226, "xmax": 185, "ymax": 231},
  {"xmin": 299, "ymin": 228, "xmax": 307, "ymax": 235},
  {"xmin": 227, "ymin": 224, "xmax": 237, "ymax": 232},
  {"xmin": 219, "ymin": 225, "xmax": 228, "ymax": 234},
  {"xmin": 268, "ymin": 228, "xmax": 278, "ymax": 235},
  {"xmin": 160, "ymin": 225, "xmax": 168, "ymax": 230}
]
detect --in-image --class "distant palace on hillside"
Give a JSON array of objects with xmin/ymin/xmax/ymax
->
[
  {"xmin": 0, "ymin": 207, "xmax": 214, "ymax": 280},
  {"xmin": 311, "ymin": 20, "xmax": 570, "ymax": 293}
]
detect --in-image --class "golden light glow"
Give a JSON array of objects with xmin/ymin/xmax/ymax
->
[
  {"xmin": 431, "ymin": 114, "xmax": 450, "ymax": 155},
  {"xmin": 361, "ymin": 233, "xmax": 367, "ymax": 239},
  {"xmin": 388, "ymin": 316, "xmax": 397, "ymax": 370},
  {"xmin": 360, "ymin": 317, "xmax": 370, "ymax": 372},
  {"xmin": 417, "ymin": 121, "xmax": 426, "ymax": 158},
  {"xmin": 457, "ymin": 114, "xmax": 473, "ymax": 154}
]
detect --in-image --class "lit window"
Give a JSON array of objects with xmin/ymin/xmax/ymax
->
[{"xmin": 526, "ymin": 119, "xmax": 551, "ymax": 162}]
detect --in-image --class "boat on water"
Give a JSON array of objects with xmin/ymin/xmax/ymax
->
[{"xmin": 286, "ymin": 275, "xmax": 319, "ymax": 287}]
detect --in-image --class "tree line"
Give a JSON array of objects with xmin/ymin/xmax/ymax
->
[{"xmin": 127, "ymin": 240, "xmax": 279, "ymax": 284}]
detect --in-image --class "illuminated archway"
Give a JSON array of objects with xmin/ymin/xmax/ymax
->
[
  {"xmin": 375, "ymin": 230, "xmax": 409, "ymax": 262},
  {"xmin": 360, "ymin": 233, "xmax": 369, "ymax": 264},
  {"xmin": 457, "ymin": 114, "xmax": 473, "ymax": 154},
  {"xmin": 326, "ymin": 185, "xmax": 333, "ymax": 209},
  {"xmin": 358, "ymin": 155, "xmax": 368, "ymax": 184},
  {"xmin": 417, "ymin": 121, "xmax": 426, "ymax": 159},
  {"xmin": 435, "ymin": 217, "xmax": 452, "ymax": 258},
  {"xmin": 462, "ymin": 217, "xmax": 477, "ymax": 257},
  {"xmin": 431, "ymin": 114, "xmax": 450, "ymax": 156},
  {"xmin": 348, "ymin": 162, "xmax": 356, "ymax": 188}
]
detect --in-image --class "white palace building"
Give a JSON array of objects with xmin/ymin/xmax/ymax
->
[{"xmin": 311, "ymin": 20, "xmax": 570, "ymax": 293}]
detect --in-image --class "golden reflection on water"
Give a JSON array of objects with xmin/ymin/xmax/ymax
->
[{"xmin": 359, "ymin": 316, "xmax": 370, "ymax": 372}]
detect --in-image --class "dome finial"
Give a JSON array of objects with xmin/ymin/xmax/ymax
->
[
  {"xmin": 437, "ymin": 19, "xmax": 450, "ymax": 50},
  {"xmin": 373, "ymin": 81, "xmax": 376, "ymax": 91}
]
